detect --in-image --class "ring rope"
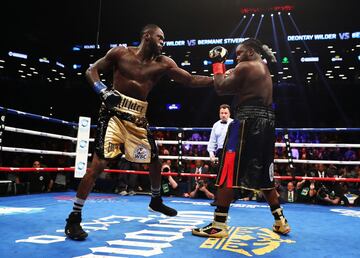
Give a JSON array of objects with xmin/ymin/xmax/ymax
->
[
  {"xmin": 0, "ymin": 146, "xmax": 89, "ymax": 157},
  {"xmin": 156, "ymin": 140, "xmax": 360, "ymax": 148},
  {"xmin": 275, "ymin": 142, "xmax": 360, "ymax": 148},
  {"xmin": 3, "ymin": 125, "xmax": 360, "ymax": 148},
  {"xmin": 1, "ymin": 145, "xmax": 359, "ymax": 165},
  {"xmin": 0, "ymin": 106, "xmax": 80, "ymax": 127},
  {"xmin": 1, "ymin": 167, "xmax": 360, "ymax": 182},
  {"xmin": 3, "ymin": 106, "xmax": 360, "ymax": 133},
  {"xmin": 276, "ymin": 127, "xmax": 360, "ymax": 132},
  {"xmin": 5, "ymin": 126, "xmax": 79, "ymax": 142},
  {"xmin": 4, "ymin": 126, "xmax": 96, "ymax": 142},
  {"xmin": 274, "ymin": 159, "xmax": 360, "ymax": 165}
]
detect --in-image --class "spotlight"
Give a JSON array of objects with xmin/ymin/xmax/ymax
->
[
  {"xmin": 252, "ymin": 13, "xmax": 255, "ymax": 16},
  {"xmin": 288, "ymin": 13, "xmax": 291, "ymax": 15},
  {"xmin": 243, "ymin": 15, "xmax": 246, "ymax": 18},
  {"xmin": 271, "ymin": 14, "xmax": 274, "ymax": 17},
  {"xmin": 261, "ymin": 14, "xmax": 264, "ymax": 17},
  {"xmin": 278, "ymin": 12, "xmax": 281, "ymax": 15}
]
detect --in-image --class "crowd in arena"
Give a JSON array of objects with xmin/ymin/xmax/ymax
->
[{"xmin": 1, "ymin": 129, "xmax": 360, "ymax": 206}]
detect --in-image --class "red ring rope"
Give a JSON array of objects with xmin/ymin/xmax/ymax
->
[{"xmin": 1, "ymin": 167, "xmax": 359, "ymax": 182}]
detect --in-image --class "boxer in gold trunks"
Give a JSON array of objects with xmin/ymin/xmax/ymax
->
[
  {"xmin": 65, "ymin": 24, "xmax": 213, "ymax": 240},
  {"xmin": 192, "ymin": 39, "xmax": 290, "ymax": 238}
]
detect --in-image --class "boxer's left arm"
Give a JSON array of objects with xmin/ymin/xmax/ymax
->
[
  {"xmin": 164, "ymin": 57, "xmax": 213, "ymax": 88},
  {"xmin": 213, "ymin": 63, "xmax": 249, "ymax": 95}
]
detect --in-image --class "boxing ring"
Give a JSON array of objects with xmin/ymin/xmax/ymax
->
[{"xmin": 1, "ymin": 106, "xmax": 360, "ymax": 258}]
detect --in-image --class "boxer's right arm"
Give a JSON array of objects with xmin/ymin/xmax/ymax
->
[{"xmin": 86, "ymin": 47, "xmax": 123, "ymax": 109}]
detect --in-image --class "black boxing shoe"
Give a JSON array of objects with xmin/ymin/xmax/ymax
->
[
  {"xmin": 148, "ymin": 196, "xmax": 178, "ymax": 216},
  {"xmin": 65, "ymin": 212, "xmax": 88, "ymax": 240}
]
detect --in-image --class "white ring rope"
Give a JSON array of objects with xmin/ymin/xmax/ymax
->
[
  {"xmin": 2, "ymin": 146, "xmax": 77, "ymax": 156},
  {"xmin": 158, "ymin": 155, "xmax": 360, "ymax": 165},
  {"xmin": 2, "ymin": 126, "xmax": 360, "ymax": 164},
  {"xmin": 1, "ymin": 147, "xmax": 91, "ymax": 157},
  {"xmin": 275, "ymin": 142, "xmax": 360, "ymax": 148},
  {"xmin": 274, "ymin": 159, "xmax": 360, "ymax": 165},
  {"xmin": 156, "ymin": 140, "xmax": 209, "ymax": 145},
  {"xmin": 159, "ymin": 155, "xmax": 212, "ymax": 161},
  {"xmin": 5, "ymin": 126, "xmax": 77, "ymax": 141},
  {"xmin": 4, "ymin": 126, "xmax": 95, "ymax": 142},
  {"xmin": 4, "ymin": 126, "xmax": 360, "ymax": 149},
  {"xmin": 156, "ymin": 140, "xmax": 360, "ymax": 148}
]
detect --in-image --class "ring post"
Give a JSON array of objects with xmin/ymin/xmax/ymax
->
[
  {"xmin": 177, "ymin": 129, "xmax": 184, "ymax": 175},
  {"xmin": 0, "ymin": 108, "xmax": 6, "ymax": 156},
  {"xmin": 74, "ymin": 116, "xmax": 91, "ymax": 178},
  {"xmin": 284, "ymin": 129, "xmax": 295, "ymax": 180}
]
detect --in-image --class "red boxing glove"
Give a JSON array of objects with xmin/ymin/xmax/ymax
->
[
  {"xmin": 212, "ymin": 63, "xmax": 226, "ymax": 75},
  {"xmin": 209, "ymin": 46, "xmax": 228, "ymax": 75}
]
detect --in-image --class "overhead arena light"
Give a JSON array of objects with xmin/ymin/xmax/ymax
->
[
  {"xmin": 39, "ymin": 58, "xmax": 50, "ymax": 63},
  {"xmin": 56, "ymin": 62, "xmax": 65, "ymax": 68},
  {"xmin": 8, "ymin": 51, "xmax": 27, "ymax": 59},
  {"xmin": 331, "ymin": 56, "xmax": 343, "ymax": 62},
  {"xmin": 203, "ymin": 60, "xmax": 212, "ymax": 65},
  {"xmin": 300, "ymin": 57, "xmax": 319, "ymax": 62},
  {"xmin": 73, "ymin": 64, "xmax": 82, "ymax": 69},
  {"xmin": 181, "ymin": 61, "xmax": 191, "ymax": 66}
]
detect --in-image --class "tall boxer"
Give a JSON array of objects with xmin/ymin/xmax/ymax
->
[{"xmin": 65, "ymin": 24, "xmax": 213, "ymax": 240}]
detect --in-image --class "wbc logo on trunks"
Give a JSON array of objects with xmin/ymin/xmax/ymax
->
[{"xmin": 134, "ymin": 145, "xmax": 148, "ymax": 160}]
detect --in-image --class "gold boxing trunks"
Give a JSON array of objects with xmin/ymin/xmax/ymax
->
[{"xmin": 94, "ymin": 92, "xmax": 157, "ymax": 163}]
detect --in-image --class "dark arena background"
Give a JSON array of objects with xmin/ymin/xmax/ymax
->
[{"xmin": 1, "ymin": 1, "xmax": 360, "ymax": 258}]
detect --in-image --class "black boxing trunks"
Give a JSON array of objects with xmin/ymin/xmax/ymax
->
[
  {"xmin": 216, "ymin": 104, "xmax": 275, "ymax": 190},
  {"xmin": 94, "ymin": 92, "xmax": 158, "ymax": 163}
]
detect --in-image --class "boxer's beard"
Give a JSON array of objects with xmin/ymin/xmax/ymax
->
[{"xmin": 150, "ymin": 41, "xmax": 161, "ymax": 56}]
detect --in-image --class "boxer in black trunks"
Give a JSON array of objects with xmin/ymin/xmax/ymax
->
[
  {"xmin": 192, "ymin": 38, "xmax": 291, "ymax": 238},
  {"xmin": 65, "ymin": 24, "xmax": 213, "ymax": 240}
]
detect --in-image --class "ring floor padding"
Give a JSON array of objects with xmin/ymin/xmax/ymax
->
[{"xmin": 1, "ymin": 192, "xmax": 359, "ymax": 258}]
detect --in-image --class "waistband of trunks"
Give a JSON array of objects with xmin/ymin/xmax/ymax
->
[
  {"xmin": 113, "ymin": 91, "xmax": 148, "ymax": 117},
  {"xmin": 114, "ymin": 110, "xmax": 149, "ymax": 128},
  {"xmin": 234, "ymin": 105, "xmax": 275, "ymax": 120}
]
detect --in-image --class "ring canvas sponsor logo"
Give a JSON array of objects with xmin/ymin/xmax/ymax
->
[
  {"xmin": 0, "ymin": 207, "xmax": 45, "ymax": 215},
  {"xmin": 16, "ymin": 211, "xmax": 293, "ymax": 257},
  {"xmin": 331, "ymin": 209, "xmax": 360, "ymax": 218},
  {"xmin": 200, "ymin": 226, "xmax": 295, "ymax": 256}
]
